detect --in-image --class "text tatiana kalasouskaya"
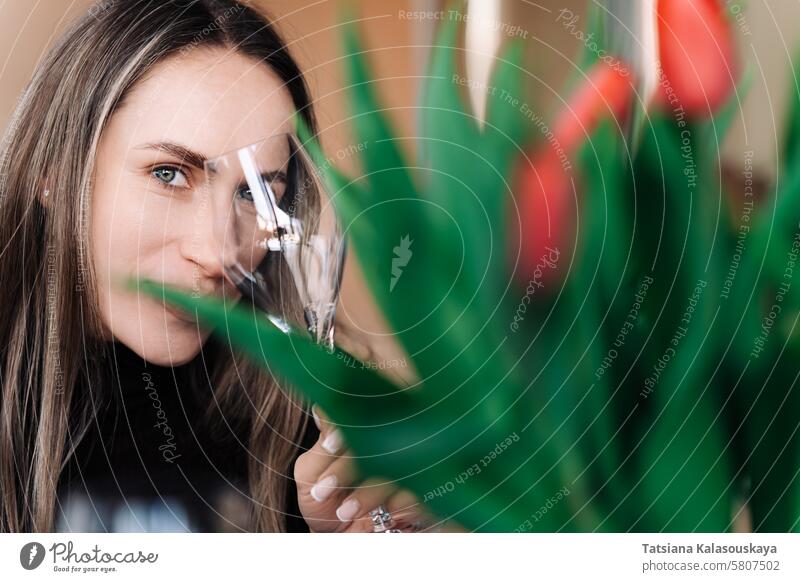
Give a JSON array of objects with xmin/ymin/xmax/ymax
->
[{"xmin": 642, "ymin": 543, "xmax": 777, "ymax": 557}]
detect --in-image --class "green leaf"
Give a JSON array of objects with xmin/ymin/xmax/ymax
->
[
  {"xmin": 783, "ymin": 48, "xmax": 800, "ymax": 171},
  {"xmin": 138, "ymin": 280, "xmax": 574, "ymax": 530}
]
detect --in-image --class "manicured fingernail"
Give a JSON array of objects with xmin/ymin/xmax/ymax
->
[
  {"xmin": 311, "ymin": 406, "xmax": 321, "ymax": 430},
  {"xmin": 322, "ymin": 429, "xmax": 342, "ymax": 454},
  {"xmin": 336, "ymin": 498, "xmax": 360, "ymax": 522},
  {"xmin": 310, "ymin": 474, "xmax": 337, "ymax": 502}
]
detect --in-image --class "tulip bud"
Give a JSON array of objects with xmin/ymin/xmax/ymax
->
[
  {"xmin": 552, "ymin": 60, "xmax": 635, "ymax": 155},
  {"xmin": 511, "ymin": 146, "xmax": 574, "ymax": 284},
  {"xmin": 657, "ymin": 0, "xmax": 737, "ymax": 117},
  {"xmin": 512, "ymin": 60, "xmax": 633, "ymax": 284}
]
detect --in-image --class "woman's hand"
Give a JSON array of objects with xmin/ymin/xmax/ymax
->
[{"xmin": 294, "ymin": 405, "xmax": 457, "ymax": 533}]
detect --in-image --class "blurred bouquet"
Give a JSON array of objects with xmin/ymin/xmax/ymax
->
[{"xmin": 145, "ymin": 0, "xmax": 800, "ymax": 532}]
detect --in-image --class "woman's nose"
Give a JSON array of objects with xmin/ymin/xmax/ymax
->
[{"xmin": 179, "ymin": 196, "xmax": 232, "ymax": 281}]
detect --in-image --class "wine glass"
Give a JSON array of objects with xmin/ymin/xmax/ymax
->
[{"xmin": 204, "ymin": 133, "xmax": 347, "ymax": 351}]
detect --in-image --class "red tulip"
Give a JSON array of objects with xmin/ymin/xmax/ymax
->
[
  {"xmin": 511, "ymin": 146, "xmax": 574, "ymax": 284},
  {"xmin": 552, "ymin": 61, "xmax": 636, "ymax": 155},
  {"xmin": 657, "ymin": 0, "xmax": 737, "ymax": 117},
  {"xmin": 513, "ymin": 60, "xmax": 633, "ymax": 283}
]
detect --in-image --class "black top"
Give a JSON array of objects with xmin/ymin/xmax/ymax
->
[{"xmin": 56, "ymin": 341, "xmax": 319, "ymax": 532}]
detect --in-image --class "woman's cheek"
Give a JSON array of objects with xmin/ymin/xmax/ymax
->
[{"xmin": 91, "ymin": 183, "xmax": 166, "ymax": 316}]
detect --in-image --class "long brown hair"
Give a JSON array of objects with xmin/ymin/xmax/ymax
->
[{"xmin": 0, "ymin": 0, "xmax": 318, "ymax": 532}]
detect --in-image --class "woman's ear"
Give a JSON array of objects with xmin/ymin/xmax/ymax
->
[{"xmin": 38, "ymin": 180, "xmax": 51, "ymax": 207}]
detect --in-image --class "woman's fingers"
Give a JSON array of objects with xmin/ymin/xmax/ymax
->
[
  {"xmin": 331, "ymin": 477, "xmax": 397, "ymax": 526},
  {"xmin": 295, "ymin": 405, "xmax": 465, "ymax": 533},
  {"xmin": 384, "ymin": 488, "xmax": 450, "ymax": 531},
  {"xmin": 312, "ymin": 405, "xmax": 345, "ymax": 455},
  {"xmin": 312, "ymin": 404, "xmax": 343, "ymax": 455},
  {"xmin": 307, "ymin": 450, "xmax": 358, "ymax": 503},
  {"xmin": 293, "ymin": 406, "xmax": 344, "ymax": 490},
  {"xmin": 295, "ymin": 405, "xmax": 371, "ymax": 532},
  {"xmin": 299, "ymin": 453, "xmax": 360, "ymax": 532},
  {"xmin": 384, "ymin": 488, "xmax": 428, "ymax": 526},
  {"xmin": 334, "ymin": 482, "xmax": 445, "ymax": 533}
]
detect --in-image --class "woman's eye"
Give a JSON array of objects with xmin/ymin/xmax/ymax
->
[
  {"xmin": 152, "ymin": 166, "xmax": 189, "ymax": 188},
  {"xmin": 236, "ymin": 185, "xmax": 254, "ymax": 202},
  {"xmin": 235, "ymin": 182, "xmax": 284, "ymax": 203}
]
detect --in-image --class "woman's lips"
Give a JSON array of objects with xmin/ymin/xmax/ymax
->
[
  {"xmin": 154, "ymin": 283, "xmax": 240, "ymax": 324},
  {"xmin": 163, "ymin": 303, "xmax": 198, "ymax": 324}
]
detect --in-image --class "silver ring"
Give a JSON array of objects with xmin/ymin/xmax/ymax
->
[{"xmin": 369, "ymin": 505, "xmax": 401, "ymax": 533}]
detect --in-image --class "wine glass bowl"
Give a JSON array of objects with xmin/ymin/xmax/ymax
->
[{"xmin": 204, "ymin": 133, "xmax": 346, "ymax": 349}]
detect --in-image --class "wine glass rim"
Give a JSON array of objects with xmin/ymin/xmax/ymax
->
[{"xmin": 203, "ymin": 131, "xmax": 301, "ymax": 169}]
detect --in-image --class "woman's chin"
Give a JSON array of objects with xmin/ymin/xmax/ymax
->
[
  {"xmin": 118, "ymin": 329, "xmax": 207, "ymax": 367},
  {"xmin": 147, "ymin": 346, "xmax": 203, "ymax": 367}
]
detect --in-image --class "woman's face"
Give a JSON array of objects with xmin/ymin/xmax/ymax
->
[{"xmin": 92, "ymin": 47, "xmax": 296, "ymax": 366}]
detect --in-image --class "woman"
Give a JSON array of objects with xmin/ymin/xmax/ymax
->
[{"xmin": 0, "ymin": 0, "xmax": 438, "ymax": 533}]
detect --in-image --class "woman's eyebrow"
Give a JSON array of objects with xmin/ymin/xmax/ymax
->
[
  {"xmin": 137, "ymin": 142, "xmax": 208, "ymax": 169},
  {"xmin": 262, "ymin": 170, "xmax": 288, "ymax": 183}
]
